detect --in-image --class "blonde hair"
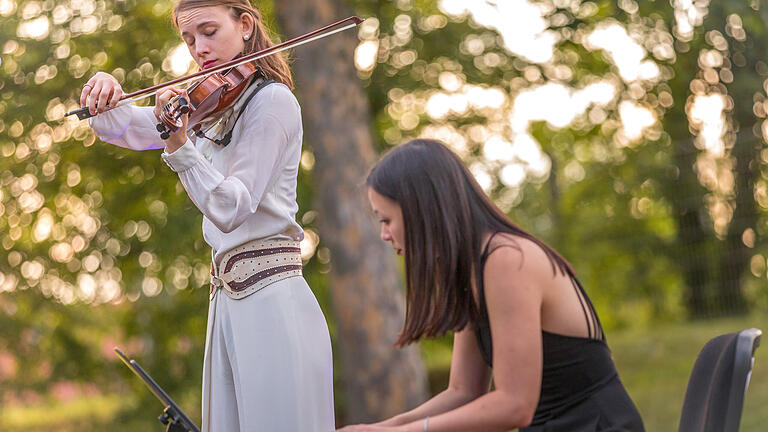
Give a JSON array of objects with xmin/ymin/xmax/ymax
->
[{"xmin": 173, "ymin": 0, "xmax": 294, "ymax": 90}]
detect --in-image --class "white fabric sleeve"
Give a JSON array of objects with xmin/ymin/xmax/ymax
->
[
  {"xmin": 161, "ymin": 100, "xmax": 293, "ymax": 234},
  {"xmin": 88, "ymin": 104, "xmax": 166, "ymax": 150}
]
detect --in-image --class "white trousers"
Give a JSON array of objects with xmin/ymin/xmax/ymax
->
[{"xmin": 202, "ymin": 276, "xmax": 335, "ymax": 431}]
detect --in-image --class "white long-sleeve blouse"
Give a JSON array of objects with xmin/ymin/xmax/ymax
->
[{"xmin": 88, "ymin": 83, "xmax": 304, "ymax": 264}]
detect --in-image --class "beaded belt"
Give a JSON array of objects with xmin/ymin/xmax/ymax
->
[{"xmin": 209, "ymin": 239, "xmax": 303, "ymax": 300}]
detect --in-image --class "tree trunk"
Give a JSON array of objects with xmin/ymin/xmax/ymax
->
[
  {"xmin": 715, "ymin": 17, "xmax": 763, "ymax": 315},
  {"xmin": 273, "ymin": 1, "xmax": 428, "ymax": 424},
  {"xmin": 665, "ymin": 108, "xmax": 713, "ymax": 317},
  {"xmin": 669, "ymin": 134, "xmax": 713, "ymax": 317},
  {"xmin": 716, "ymin": 128, "xmax": 754, "ymax": 316},
  {"xmin": 661, "ymin": 9, "xmax": 720, "ymax": 318}
]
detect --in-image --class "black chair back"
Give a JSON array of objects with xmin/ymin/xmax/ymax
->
[{"xmin": 678, "ymin": 328, "xmax": 761, "ymax": 432}]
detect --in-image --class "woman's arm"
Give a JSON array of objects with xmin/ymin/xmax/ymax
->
[
  {"xmin": 89, "ymin": 104, "xmax": 166, "ymax": 150},
  {"xmin": 84, "ymin": 72, "xmax": 166, "ymax": 151},
  {"xmin": 374, "ymin": 329, "xmax": 492, "ymax": 426},
  {"xmin": 161, "ymin": 85, "xmax": 299, "ymax": 233}
]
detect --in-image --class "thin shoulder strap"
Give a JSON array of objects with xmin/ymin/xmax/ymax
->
[
  {"xmin": 477, "ymin": 232, "xmax": 524, "ymax": 313},
  {"xmin": 481, "ymin": 232, "xmax": 498, "ymax": 262},
  {"xmin": 570, "ymin": 277, "xmax": 605, "ymax": 341},
  {"xmin": 476, "ymin": 232, "xmax": 501, "ymax": 318}
]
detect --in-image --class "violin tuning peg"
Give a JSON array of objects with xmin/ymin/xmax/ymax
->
[
  {"xmin": 156, "ymin": 123, "xmax": 167, "ymax": 133},
  {"xmin": 160, "ymin": 131, "xmax": 171, "ymax": 140}
]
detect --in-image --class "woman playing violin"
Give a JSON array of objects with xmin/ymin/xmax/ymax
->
[{"xmin": 81, "ymin": 1, "xmax": 335, "ymax": 431}]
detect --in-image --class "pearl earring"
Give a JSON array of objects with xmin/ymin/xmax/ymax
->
[{"xmin": 244, "ymin": 34, "xmax": 250, "ymax": 40}]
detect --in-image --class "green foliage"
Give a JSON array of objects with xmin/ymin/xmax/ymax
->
[
  {"xmin": 0, "ymin": 0, "xmax": 213, "ymax": 422},
  {"xmin": 351, "ymin": 0, "xmax": 768, "ymax": 323}
]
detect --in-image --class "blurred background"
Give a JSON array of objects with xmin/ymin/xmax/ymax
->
[{"xmin": 1, "ymin": 0, "xmax": 767, "ymax": 430}]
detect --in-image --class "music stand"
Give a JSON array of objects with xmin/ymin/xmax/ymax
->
[{"xmin": 114, "ymin": 347, "xmax": 201, "ymax": 432}]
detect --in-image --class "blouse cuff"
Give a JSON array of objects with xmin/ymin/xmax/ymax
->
[
  {"xmin": 88, "ymin": 104, "xmax": 131, "ymax": 142},
  {"xmin": 161, "ymin": 139, "xmax": 203, "ymax": 172}
]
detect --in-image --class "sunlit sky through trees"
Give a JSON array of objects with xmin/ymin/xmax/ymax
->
[
  {"xmin": 8, "ymin": 0, "xmax": 737, "ymax": 197},
  {"xmin": 160, "ymin": 0, "xmax": 728, "ymax": 192},
  {"xmin": 2, "ymin": 0, "xmax": 768, "ymax": 304},
  {"xmin": 358, "ymin": 0, "xmax": 727, "ymax": 189}
]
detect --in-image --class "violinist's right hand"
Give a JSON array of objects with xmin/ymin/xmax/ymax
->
[{"xmin": 80, "ymin": 72, "xmax": 124, "ymax": 116}]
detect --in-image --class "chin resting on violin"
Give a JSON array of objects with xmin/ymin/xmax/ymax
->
[{"xmin": 80, "ymin": 1, "xmax": 336, "ymax": 431}]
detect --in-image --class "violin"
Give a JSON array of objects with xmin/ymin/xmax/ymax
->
[
  {"xmin": 66, "ymin": 16, "xmax": 363, "ymax": 133},
  {"xmin": 155, "ymin": 57, "xmax": 264, "ymax": 139}
]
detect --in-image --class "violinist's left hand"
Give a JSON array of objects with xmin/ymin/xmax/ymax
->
[{"xmin": 154, "ymin": 88, "xmax": 189, "ymax": 153}]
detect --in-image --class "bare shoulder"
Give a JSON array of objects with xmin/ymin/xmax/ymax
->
[{"xmin": 484, "ymin": 233, "xmax": 554, "ymax": 279}]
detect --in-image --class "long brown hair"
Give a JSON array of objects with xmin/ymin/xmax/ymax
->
[
  {"xmin": 172, "ymin": 0, "xmax": 294, "ymax": 89},
  {"xmin": 367, "ymin": 139, "xmax": 575, "ymax": 347}
]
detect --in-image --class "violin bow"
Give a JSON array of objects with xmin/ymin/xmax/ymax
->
[{"xmin": 66, "ymin": 16, "xmax": 364, "ymax": 120}]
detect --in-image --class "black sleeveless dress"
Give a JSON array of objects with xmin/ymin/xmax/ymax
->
[{"xmin": 473, "ymin": 234, "xmax": 645, "ymax": 431}]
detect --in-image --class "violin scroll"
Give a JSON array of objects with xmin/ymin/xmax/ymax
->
[{"xmin": 156, "ymin": 96, "xmax": 191, "ymax": 139}]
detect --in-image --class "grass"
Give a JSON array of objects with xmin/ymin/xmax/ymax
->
[
  {"xmin": 0, "ymin": 394, "xmax": 128, "ymax": 431},
  {"xmin": 2, "ymin": 313, "xmax": 766, "ymax": 431}
]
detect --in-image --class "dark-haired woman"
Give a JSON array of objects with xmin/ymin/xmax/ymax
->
[
  {"xmin": 337, "ymin": 139, "xmax": 644, "ymax": 431},
  {"xmin": 81, "ymin": 1, "xmax": 334, "ymax": 431}
]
